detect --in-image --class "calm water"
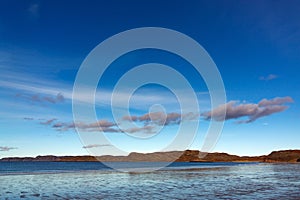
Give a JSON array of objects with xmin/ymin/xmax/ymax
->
[{"xmin": 0, "ymin": 162, "xmax": 299, "ymax": 199}]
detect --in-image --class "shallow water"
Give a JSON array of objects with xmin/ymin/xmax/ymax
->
[{"xmin": 0, "ymin": 162, "xmax": 299, "ymax": 199}]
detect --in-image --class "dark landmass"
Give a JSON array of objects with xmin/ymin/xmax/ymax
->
[{"xmin": 1, "ymin": 150, "xmax": 300, "ymax": 163}]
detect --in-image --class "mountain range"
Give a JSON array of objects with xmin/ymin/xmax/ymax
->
[{"xmin": 1, "ymin": 150, "xmax": 300, "ymax": 163}]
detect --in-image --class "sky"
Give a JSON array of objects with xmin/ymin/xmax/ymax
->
[{"xmin": 0, "ymin": 0, "xmax": 300, "ymax": 158}]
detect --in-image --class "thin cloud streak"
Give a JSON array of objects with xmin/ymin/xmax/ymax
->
[
  {"xmin": 125, "ymin": 125, "xmax": 156, "ymax": 134},
  {"xmin": 17, "ymin": 93, "xmax": 65, "ymax": 104},
  {"xmin": 83, "ymin": 144, "xmax": 112, "ymax": 149},
  {"xmin": 0, "ymin": 146, "xmax": 18, "ymax": 151},
  {"xmin": 40, "ymin": 118, "xmax": 57, "ymax": 125},
  {"xmin": 51, "ymin": 120, "xmax": 120, "ymax": 133},
  {"xmin": 23, "ymin": 117, "xmax": 34, "ymax": 121},
  {"xmin": 0, "ymin": 77, "xmax": 209, "ymax": 111},
  {"xmin": 259, "ymin": 74, "xmax": 278, "ymax": 81}
]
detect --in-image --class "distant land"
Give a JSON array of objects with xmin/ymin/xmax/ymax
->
[{"xmin": 1, "ymin": 150, "xmax": 300, "ymax": 163}]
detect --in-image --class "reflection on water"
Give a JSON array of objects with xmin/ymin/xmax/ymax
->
[{"xmin": 0, "ymin": 163, "xmax": 299, "ymax": 199}]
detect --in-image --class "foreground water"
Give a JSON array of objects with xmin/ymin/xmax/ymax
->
[{"xmin": 0, "ymin": 162, "xmax": 299, "ymax": 199}]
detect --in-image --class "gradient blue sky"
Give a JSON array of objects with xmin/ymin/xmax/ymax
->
[{"xmin": 1, "ymin": 0, "xmax": 300, "ymax": 158}]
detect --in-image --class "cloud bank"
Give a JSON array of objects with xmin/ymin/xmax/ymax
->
[{"xmin": 30, "ymin": 96, "xmax": 293, "ymax": 135}]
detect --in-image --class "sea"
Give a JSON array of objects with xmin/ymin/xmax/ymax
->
[{"xmin": 0, "ymin": 162, "xmax": 299, "ymax": 199}]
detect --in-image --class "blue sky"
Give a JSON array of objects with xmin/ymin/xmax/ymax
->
[{"xmin": 0, "ymin": 0, "xmax": 300, "ymax": 158}]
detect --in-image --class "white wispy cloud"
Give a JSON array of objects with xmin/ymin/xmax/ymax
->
[
  {"xmin": 259, "ymin": 74, "xmax": 278, "ymax": 81},
  {"xmin": 0, "ymin": 71, "xmax": 210, "ymax": 111},
  {"xmin": 28, "ymin": 3, "xmax": 40, "ymax": 18}
]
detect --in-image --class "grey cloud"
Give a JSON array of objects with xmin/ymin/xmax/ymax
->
[
  {"xmin": 80, "ymin": 127, "xmax": 121, "ymax": 133},
  {"xmin": 258, "ymin": 96, "xmax": 293, "ymax": 107},
  {"xmin": 123, "ymin": 112, "xmax": 199, "ymax": 126},
  {"xmin": 35, "ymin": 116, "xmax": 121, "ymax": 133},
  {"xmin": 52, "ymin": 122, "xmax": 65, "ymax": 128},
  {"xmin": 259, "ymin": 74, "xmax": 278, "ymax": 81},
  {"xmin": 43, "ymin": 93, "xmax": 65, "ymax": 104},
  {"xmin": 202, "ymin": 96, "xmax": 293, "ymax": 123},
  {"xmin": 40, "ymin": 118, "xmax": 57, "ymax": 125},
  {"xmin": 202, "ymin": 101, "xmax": 257, "ymax": 121},
  {"xmin": 244, "ymin": 105, "xmax": 288, "ymax": 123},
  {"xmin": 125, "ymin": 125, "xmax": 156, "ymax": 134},
  {"xmin": 50, "ymin": 120, "xmax": 120, "ymax": 133},
  {"xmin": 122, "ymin": 115, "xmax": 138, "ymax": 121},
  {"xmin": 17, "ymin": 93, "xmax": 65, "ymax": 104},
  {"xmin": 34, "ymin": 112, "xmax": 198, "ymax": 135},
  {"xmin": 23, "ymin": 117, "xmax": 34, "ymax": 120},
  {"xmin": 83, "ymin": 144, "xmax": 112, "ymax": 149},
  {"xmin": 38, "ymin": 118, "xmax": 159, "ymax": 134},
  {"xmin": 0, "ymin": 146, "xmax": 18, "ymax": 151}
]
